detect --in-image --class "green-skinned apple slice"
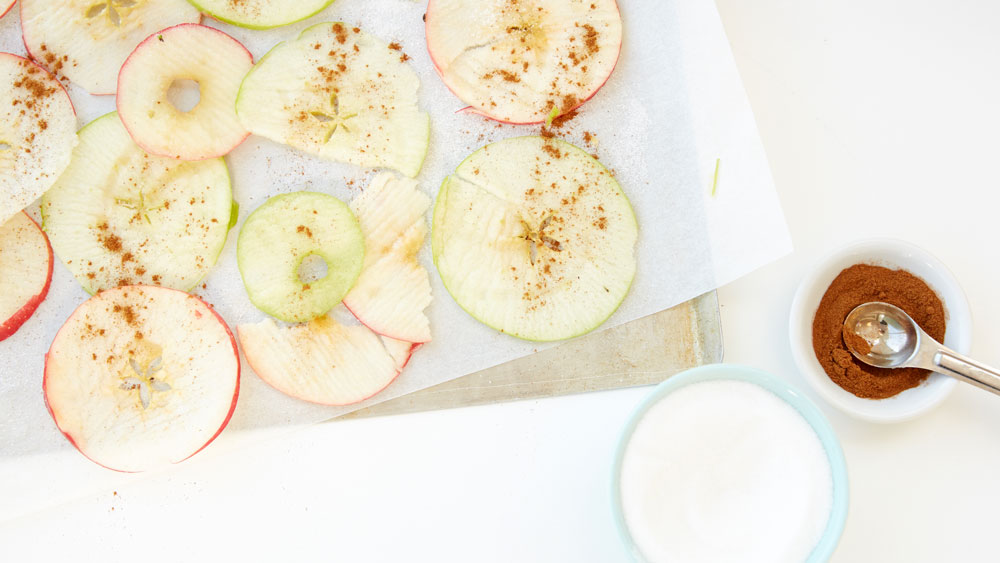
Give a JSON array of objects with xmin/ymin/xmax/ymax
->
[
  {"xmin": 0, "ymin": 212, "xmax": 53, "ymax": 341},
  {"xmin": 41, "ymin": 112, "xmax": 234, "ymax": 294},
  {"xmin": 44, "ymin": 285, "xmax": 240, "ymax": 472},
  {"xmin": 237, "ymin": 191, "xmax": 364, "ymax": 323},
  {"xmin": 187, "ymin": 0, "xmax": 334, "ymax": 30},
  {"xmin": 433, "ymin": 136, "xmax": 637, "ymax": 341},
  {"xmin": 238, "ymin": 311, "xmax": 417, "ymax": 406},
  {"xmin": 0, "ymin": 53, "xmax": 77, "ymax": 225},
  {"xmin": 343, "ymin": 172, "xmax": 432, "ymax": 343},
  {"xmin": 20, "ymin": 0, "xmax": 201, "ymax": 95},
  {"xmin": 236, "ymin": 22, "xmax": 430, "ymax": 177},
  {"xmin": 117, "ymin": 24, "xmax": 253, "ymax": 160},
  {"xmin": 425, "ymin": 0, "xmax": 623, "ymax": 124}
]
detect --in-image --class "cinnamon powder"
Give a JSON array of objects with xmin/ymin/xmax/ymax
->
[{"xmin": 811, "ymin": 264, "xmax": 946, "ymax": 399}]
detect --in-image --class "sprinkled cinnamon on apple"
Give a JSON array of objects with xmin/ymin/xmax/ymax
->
[
  {"xmin": 332, "ymin": 23, "xmax": 347, "ymax": 44},
  {"xmin": 541, "ymin": 142, "xmax": 562, "ymax": 159},
  {"xmin": 426, "ymin": 0, "xmax": 621, "ymax": 123}
]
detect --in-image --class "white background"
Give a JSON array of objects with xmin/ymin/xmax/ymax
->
[{"xmin": 4, "ymin": 0, "xmax": 1000, "ymax": 560}]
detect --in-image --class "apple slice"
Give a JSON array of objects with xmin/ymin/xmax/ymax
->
[
  {"xmin": 344, "ymin": 222, "xmax": 431, "ymax": 343},
  {"xmin": 188, "ymin": 0, "xmax": 334, "ymax": 30},
  {"xmin": 1, "ymin": 1, "xmax": 15, "ymax": 19},
  {"xmin": 44, "ymin": 285, "xmax": 240, "ymax": 472},
  {"xmin": 237, "ymin": 191, "xmax": 365, "ymax": 323},
  {"xmin": 343, "ymin": 172, "xmax": 432, "ymax": 343},
  {"xmin": 41, "ymin": 112, "xmax": 234, "ymax": 294},
  {"xmin": 238, "ymin": 311, "xmax": 416, "ymax": 406},
  {"xmin": 0, "ymin": 212, "xmax": 53, "ymax": 341},
  {"xmin": 117, "ymin": 24, "xmax": 253, "ymax": 160},
  {"xmin": 20, "ymin": 0, "xmax": 202, "ymax": 95},
  {"xmin": 236, "ymin": 22, "xmax": 430, "ymax": 177},
  {"xmin": 425, "ymin": 0, "xmax": 623, "ymax": 124},
  {"xmin": 432, "ymin": 136, "xmax": 637, "ymax": 341},
  {"xmin": 383, "ymin": 337, "xmax": 419, "ymax": 372},
  {"xmin": 0, "ymin": 53, "xmax": 76, "ymax": 225}
]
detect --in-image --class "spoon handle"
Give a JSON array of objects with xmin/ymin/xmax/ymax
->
[{"xmin": 934, "ymin": 351, "xmax": 1000, "ymax": 396}]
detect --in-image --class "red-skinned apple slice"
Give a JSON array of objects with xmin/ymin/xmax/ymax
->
[
  {"xmin": 239, "ymin": 310, "xmax": 416, "ymax": 406},
  {"xmin": 0, "ymin": 212, "xmax": 53, "ymax": 341},
  {"xmin": 383, "ymin": 338, "xmax": 419, "ymax": 372},
  {"xmin": 0, "ymin": 53, "xmax": 76, "ymax": 225},
  {"xmin": 343, "ymin": 172, "xmax": 432, "ymax": 343},
  {"xmin": 425, "ymin": 0, "xmax": 623, "ymax": 124},
  {"xmin": 117, "ymin": 24, "xmax": 253, "ymax": 160},
  {"xmin": 20, "ymin": 0, "xmax": 201, "ymax": 95},
  {"xmin": 44, "ymin": 285, "xmax": 240, "ymax": 472},
  {"xmin": 1, "ymin": 1, "xmax": 15, "ymax": 19}
]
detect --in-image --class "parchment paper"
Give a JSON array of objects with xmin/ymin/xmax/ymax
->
[{"xmin": 0, "ymin": 0, "xmax": 790, "ymax": 521}]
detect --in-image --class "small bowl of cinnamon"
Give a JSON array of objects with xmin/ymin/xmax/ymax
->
[{"xmin": 789, "ymin": 239, "xmax": 972, "ymax": 423}]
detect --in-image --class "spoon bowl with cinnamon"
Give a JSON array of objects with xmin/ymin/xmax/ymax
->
[{"xmin": 844, "ymin": 302, "xmax": 1000, "ymax": 396}]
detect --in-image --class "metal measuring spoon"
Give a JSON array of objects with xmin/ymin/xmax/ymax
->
[{"xmin": 842, "ymin": 301, "xmax": 1000, "ymax": 396}]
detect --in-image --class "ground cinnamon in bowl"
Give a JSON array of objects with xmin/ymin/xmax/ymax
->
[{"xmin": 811, "ymin": 264, "xmax": 947, "ymax": 399}]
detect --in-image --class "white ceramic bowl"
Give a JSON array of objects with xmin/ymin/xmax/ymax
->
[{"xmin": 789, "ymin": 239, "xmax": 972, "ymax": 423}]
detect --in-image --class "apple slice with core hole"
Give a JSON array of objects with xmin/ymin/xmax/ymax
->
[
  {"xmin": 187, "ymin": 0, "xmax": 334, "ymax": 30},
  {"xmin": 425, "ymin": 0, "xmax": 623, "ymax": 124},
  {"xmin": 236, "ymin": 22, "xmax": 430, "ymax": 177},
  {"xmin": 0, "ymin": 53, "xmax": 76, "ymax": 225},
  {"xmin": 237, "ymin": 191, "xmax": 364, "ymax": 323},
  {"xmin": 117, "ymin": 24, "xmax": 253, "ymax": 160},
  {"xmin": 343, "ymin": 172, "xmax": 432, "ymax": 343},
  {"xmin": 44, "ymin": 285, "xmax": 240, "ymax": 472},
  {"xmin": 432, "ymin": 136, "xmax": 637, "ymax": 341},
  {"xmin": 41, "ymin": 112, "xmax": 234, "ymax": 294},
  {"xmin": 239, "ymin": 311, "xmax": 416, "ymax": 406},
  {"xmin": 0, "ymin": 212, "xmax": 53, "ymax": 341},
  {"xmin": 20, "ymin": 0, "xmax": 201, "ymax": 95}
]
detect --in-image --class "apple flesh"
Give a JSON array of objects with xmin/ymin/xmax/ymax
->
[
  {"xmin": 1, "ymin": 0, "xmax": 15, "ymax": 19},
  {"xmin": 0, "ymin": 212, "xmax": 53, "ymax": 341},
  {"xmin": 187, "ymin": 0, "xmax": 335, "ymax": 30},
  {"xmin": 0, "ymin": 53, "xmax": 76, "ymax": 225},
  {"xmin": 20, "ymin": 0, "xmax": 201, "ymax": 95},
  {"xmin": 432, "ymin": 136, "xmax": 638, "ymax": 341},
  {"xmin": 239, "ymin": 310, "xmax": 417, "ymax": 406},
  {"xmin": 236, "ymin": 22, "xmax": 430, "ymax": 177},
  {"xmin": 343, "ymin": 172, "xmax": 432, "ymax": 343},
  {"xmin": 425, "ymin": 0, "xmax": 623, "ymax": 124},
  {"xmin": 237, "ymin": 191, "xmax": 365, "ymax": 323},
  {"xmin": 44, "ymin": 285, "xmax": 240, "ymax": 472},
  {"xmin": 41, "ymin": 112, "xmax": 234, "ymax": 294},
  {"xmin": 117, "ymin": 24, "xmax": 253, "ymax": 160}
]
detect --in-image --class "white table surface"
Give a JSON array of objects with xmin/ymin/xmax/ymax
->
[{"xmin": 4, "ymin": 0, "xmax": 1000, "ymax": 560}]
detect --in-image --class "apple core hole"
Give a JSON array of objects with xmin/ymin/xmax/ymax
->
[
  {"xmin": 167, "ymin": 79, "xmax": 201, "ymax": 113},
  {"xmin": 298, "ymin": 254, "xmax": 329, "ymax": 284},
  {"xmin": 0, "ymin": 142, "xmax": 10, "ymax": 150}
]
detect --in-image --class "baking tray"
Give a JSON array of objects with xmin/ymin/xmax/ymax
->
[{"xmin": 345, "ymin": 290, "xmax": 722, "ymax": 418}]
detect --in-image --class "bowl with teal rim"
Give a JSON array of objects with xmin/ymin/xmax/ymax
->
[{"xmin": 610, "ymin": 364, "xmax": 849, "ymax": 562}]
